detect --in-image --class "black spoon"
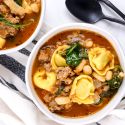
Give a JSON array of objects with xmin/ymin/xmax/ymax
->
[
  {"xmin": 65, "ymin": 0, "xmax": 125, "ymax": 25},
  {"xmin": 99, "ymin": 0, "xmax": 125, "ymax": 20}
]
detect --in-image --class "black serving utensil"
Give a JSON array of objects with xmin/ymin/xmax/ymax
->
[
  {"xmin": 65, "ymin": 0, "xmax": 125, "ymax": 25},
  {"xmin": 98, "ymin": 0, "xmax": 125, "ymax": 20}
]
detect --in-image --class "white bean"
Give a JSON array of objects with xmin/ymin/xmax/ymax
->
[
  {"xmin": 103, "ymin": 85, "xmax": 110, "ymax": 92},
  {"xmin": 105, "ymin": 71, "xmax": 113, "ymax": 81},
  {"xmin": 83, "ymin": 39, "xmax": 93, "ymax": 48},
  {"xmin": 83, "ymin": 65, "xmax": 92, "ymax": 75},
  {"xmin": 119, "ymin": 72, "xmax": 124, "ymax": 78},
  {"xmin": 55, "ymin": 96, "xmax": 70, "ymax": 105},
  {"xmin": 74, "ymin": 59, "xmax": 87, "ymax": 74}
]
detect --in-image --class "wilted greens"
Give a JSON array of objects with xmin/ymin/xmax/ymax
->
[
  {"xmin": 66, "ymin": 42, "xmax": 88, "ymax": 67},
  {"xmin": 107, "ymin": 76, "xmax": 122, "ymax": 90},
  {"xmin": 107, "ymin": 65, "xmax": 123, "ymax": 90}
]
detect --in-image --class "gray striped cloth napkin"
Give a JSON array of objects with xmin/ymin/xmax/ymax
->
[{"xmin": 0, "ymin": 23, "xmax": 125, "ymax": 125}]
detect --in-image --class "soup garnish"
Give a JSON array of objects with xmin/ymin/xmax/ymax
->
[
  {"xmin": 32, "ymin": 30, "xmax": 124, "ymax": 117},
  {"xmin": 0, "ymin": 0, "xmax": 40, "ymax": 50}
]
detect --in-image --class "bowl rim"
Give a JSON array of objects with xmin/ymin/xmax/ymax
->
[
  {"xmin": 26, "ymin": 23, "xmax": 125, "ymax": 125},
  {"xmin": 0, "ymin": 0, "xmax": 46, "ymax": 55}
]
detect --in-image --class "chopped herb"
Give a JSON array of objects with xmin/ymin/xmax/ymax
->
[
  {"xmin": 0, "ymin": 15, "xmax": 23, "ymax": 29},
  {"xmin": 66, "ymin": 43, "xmax": 79, "ymax": 55},
  {"xmin": 66, "ymin": 42, "xmax": 88, "ymax": 67},
  {"xmin": 0, "ymin": 15, "xmax": 34, "ymax": 30}
]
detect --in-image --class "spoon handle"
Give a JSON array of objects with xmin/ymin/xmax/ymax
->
[
  {"xmin": 99, "ymin": 0, "xmax": 125, "ymax": 20},
  {"xmin": 103, "ymin": 15, "xmax": 125, "ymax": 25}
]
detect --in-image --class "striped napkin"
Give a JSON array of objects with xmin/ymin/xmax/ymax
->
[{"xmin": 0, "ymin": 23, "xmax": 125, "ymax": 125}]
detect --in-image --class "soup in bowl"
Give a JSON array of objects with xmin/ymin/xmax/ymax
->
[
  {"xmin": 0, "ymin": 0, "xmax": 45, "ymax": 54},
  {"xmin": 26, "ymin": 23, "xmax": 125, "ymax": 125}
]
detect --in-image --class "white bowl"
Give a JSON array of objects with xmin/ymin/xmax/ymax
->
[
  {"xmin": 26, "ymin": 23, "xmax": 125, "ymax": 125},
  {"xmin": 0, "ymin": 0, "xmax": 46, "ymax": 55}
]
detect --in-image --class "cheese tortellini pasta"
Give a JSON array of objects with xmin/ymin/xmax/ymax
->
[
  {"xmin": 88, "ymin": 47, "xmax": 114, "ymax": 76},
  {"xmin": 51, "ymin": 45, "xmax": 69, "ymax": 69},
  {"xmin": 33, "ymin": 68, "xmax": 56, "ymax": 92},
  {"xmin": 0, "ymin": 37, "xmax": 6, "ymax": 49},
  {"xmin": 70, "ymin": 75, "xmax": 95, "ymax": 104}
]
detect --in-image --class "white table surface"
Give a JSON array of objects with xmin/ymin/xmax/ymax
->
[{"xmin": 1, "ymin": 0, "xmax": 125, "ymax": 125}]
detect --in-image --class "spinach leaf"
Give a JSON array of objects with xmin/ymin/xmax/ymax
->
[
  {"xmin": 113, "ymin": 65, "xmax": 122, "ymax": 72},
  {"xmin": 97, "ymin": 65, "xmax": 123, "ymax": 105},
  {"xmin": 66, "ymin": 52, "xmax": 82, "ymax": 67},
  {"xmin": 96, "ymin": 90, "xmax": 116, "ymax": 105},
  {"xmin": 66, "ymin": 42, "xmax": 88, "ymax": 67},
  {"xmin": 107, "ymin": 65, "xmax": 123, "ymax": 90},
  {"xmin": 107, "ymin": 76, "xmax": 122, "ymax": 90},
  {"xmin": 14, "ymin": 0, "xmax": 22, "ymax": 6},
  {"xmin": 100, "ymin": 90, "xmax": 115, "ymax": 98}
]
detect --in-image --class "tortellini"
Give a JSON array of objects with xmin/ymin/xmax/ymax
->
[
  {"xmin": 51, "ymin": 45, "xmax": 69, "ymax": 69},
  {"xmin": 0, "ymin": 37, "xmax": 6, "ymax": 49},
  {"xmin": 88, "ymin": 47, "xmax": 114, "ymax": 76},
  {"xmin": 33, "ymin": 68, "xmax": 56, "ymax": 92},
  {"xmin": 70, "ymin": 75, "xmax": 95, "ymax": 104}
]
